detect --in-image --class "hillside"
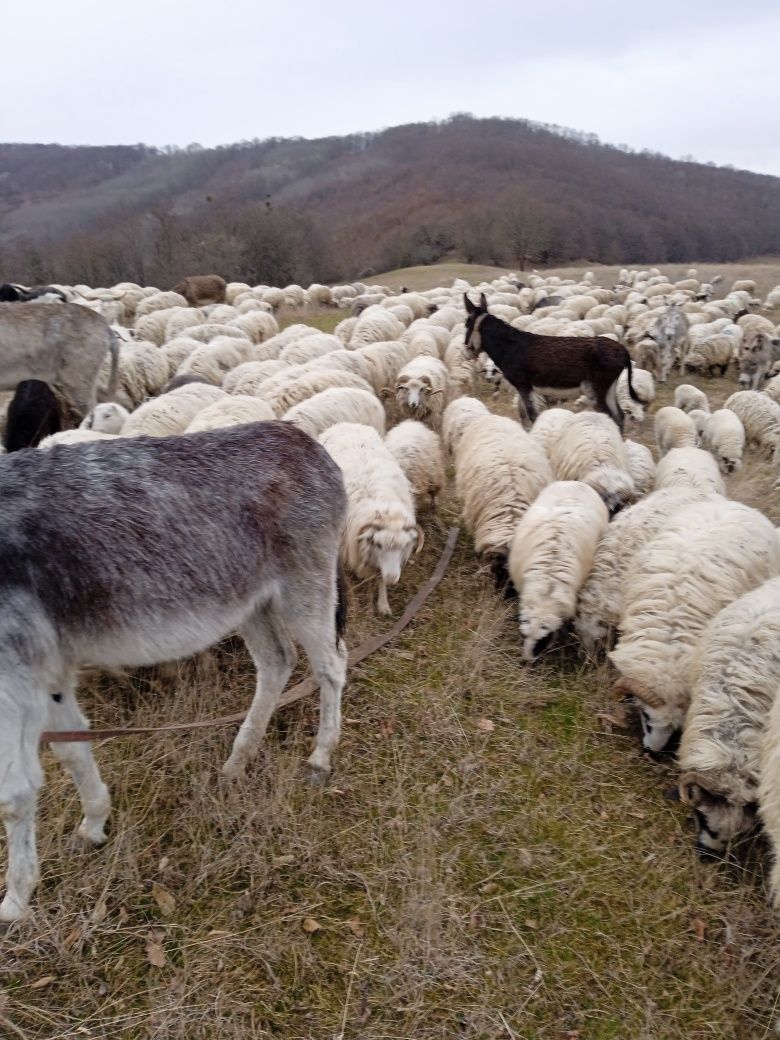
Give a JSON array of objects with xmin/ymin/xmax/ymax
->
[{"xmin": 2, "ymin": 115, "xmax": 780, "ymax": 286}]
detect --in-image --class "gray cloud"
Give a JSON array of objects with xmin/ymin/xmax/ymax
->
[{"xmin": 3, "ymin": 0, "xmax": 779, "ymax": 174}]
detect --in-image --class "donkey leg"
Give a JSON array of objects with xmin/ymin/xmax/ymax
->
[
  {"xmin": 46, "ymin": 681, "xmax": 111, "ymax": 846},
  {"xmin": 0, "ymin": 686, "xmax": 47, "ymax": 922},
  {"xmin": 285, "ymin": 595, "xmax": 347, "ymax": 780},
  {"xmin": 518, "ymin": 387, "xmax": 537, "ymax": 426},
  {"xmin": 223, "ymin": 604, "xmax": 297, "ymax": 778}
]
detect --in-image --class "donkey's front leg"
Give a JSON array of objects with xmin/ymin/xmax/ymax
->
[{"xmin": 518, "ymin": 387, "xmax": 538, "ymax": 426}]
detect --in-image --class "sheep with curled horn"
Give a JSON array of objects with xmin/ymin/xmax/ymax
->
[{"xmin": 463, "ymin": 293, "xmax": 640, "ymax": 429}]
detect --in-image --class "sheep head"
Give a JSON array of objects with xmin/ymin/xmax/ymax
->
[
  {"xmin": 357, "ymin": 516, "xmax": 419, "ymax": 587},
  {"xmin": 612, "ymin": 676, "xmax": 677, "ymax": 753},
  {"xmin": 679, "ymin": 771, "xmax": 759, "ymax": 858}
]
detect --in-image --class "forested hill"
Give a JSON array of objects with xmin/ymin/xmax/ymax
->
[{"xmin": 2, "ymin": 115, "xmax": 779, "ymax": 287}]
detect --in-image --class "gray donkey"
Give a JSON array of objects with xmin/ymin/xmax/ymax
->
[{"xmin": 0, "ymin": 421, "xmax": 348, "ymax": 922}]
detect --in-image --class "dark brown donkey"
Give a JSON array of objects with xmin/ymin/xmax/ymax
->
[{"xmin": 464, "ymin": 293, "xmax": 640, "ymax": 430}]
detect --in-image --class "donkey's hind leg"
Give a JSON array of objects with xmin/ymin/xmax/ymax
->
[
  {"xmin": 47, "ymin": 679, "xmax": 111, "ymax": 845},
  {"xmin": 517, "ymin": 387, "xmax": 538, "ymax": 426},
  {"xmin": 223, "ymin": 603, "xmax": 298, "ymax": 779},
  {"xmin": 282, "ymin": 581, "xmax": 347, "ymax": 781}
]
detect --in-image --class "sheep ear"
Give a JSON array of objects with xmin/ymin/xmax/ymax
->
[
  {"xmin": 464, "ymin": 293, "xmax": 476, "ymax": 315},
  {"xmin": 479, "ymin": 293, "xmax": 488, "ymax": 311},
  {"xmin": 358, "ymin": 524, "xmax": 377, "ymax": 542}
]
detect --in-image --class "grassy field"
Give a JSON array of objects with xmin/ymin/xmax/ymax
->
[{"xmin": 4, "ymin": 290, "xmax": 780, "ymax": 1038}]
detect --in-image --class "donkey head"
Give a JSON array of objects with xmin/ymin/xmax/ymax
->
[{"xmin": 463, "ymin": 293, "xmax": 489, "ymax": 358}]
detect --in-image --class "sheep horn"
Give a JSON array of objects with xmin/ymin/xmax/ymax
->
[
  {"xmin": 415, "ymin": 525, "xmax": 426, "ymax": 554},
  {"xmin": 678, "ymin": 771, "xmax": 715, "ymax": 805},
  {"xmin": 612, "ymin": 676, "xmax": 664, "ymax": 709},
  {"xmin": 379, "ymin": 387, "xmax": 393, "ymax": 400}
]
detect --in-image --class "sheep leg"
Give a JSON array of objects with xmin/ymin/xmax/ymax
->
[
  {"xmin": 46, "ymin": 683, "xmax": 110, "ymax": 845},
  {"xmin": 0, "ymin": 688, "xmax": 47, "ymax": 922},
  {"xmin": 287, "ymin": 606, "xmax": 348, "ymax": 779},
  {"xmin": 223, "ymin": 605, "xmax": 298, "ymax": 779},
  {"xmin": 376, "ymin": 577, "xmax": 391, "ymax": 615},
  {"xmin": 517, "ymin": 388, "xmax": 537, "ymax": 426}
]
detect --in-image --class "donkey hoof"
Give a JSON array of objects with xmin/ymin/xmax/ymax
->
[
  {"xmin": 77, "ymin": 819, "xmax": 108, "ymax": 846},
  {"xmin": 304, "ymin": 763, "xmax": 331, "ymax": 789}
]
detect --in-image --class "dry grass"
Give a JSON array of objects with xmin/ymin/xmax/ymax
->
[{"xmin": 5, "ymin": 290, "xmax": 780, "ymax": 1039}]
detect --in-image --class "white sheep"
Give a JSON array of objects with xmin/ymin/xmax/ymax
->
[
  {"xmin": 508, "ymin": 481, "xmax": 608, "ymax": 662},
  {"xmin": 674, "ymin": 384, "xmax": 710, "ymax": 414},
  {"xmin": 762, "ymin": 374, "xmax": 780, "ymax": 405},
  {"xmin": 177, "ymin": 337, "xmax": 251, "ymax": 385},
  {"xmin": 350, "ymin": 307, "xmax": 405, "ymax": 347},
  {"xmin": 80, "ymin": 402, "xmax": 130, "ymax": 434},
  {"xmin": 701, "ymin": 409, "xmax": 745, "ymax": 474},
  {"xmin": 282, "ymin": 387, "xmax": 385, "ymax": 439},
  {"xmin": 279, "ymin": 334, "xmax": 341, "ymax": 366},
  {"xmin": 724, "ymin": 390, "xmax": 780, "ymax": 458},
  {"xmin": 393, "ymin": 356, "xmax": 449, "ymax": 423},
  {"xmin": 37, "ymin": 429, "xmax": 119, "ymax": 450},
  {"xmin": 760, "ymin": 688, "xmax": 780, "ymax": 907},
  {"xmin": 228, "ymin": 311, "xmax": 278, "ymax": 344},
  {"xmin": 574, "ymin": 486, "xmax": 714, "ymax": 656},
  {"xmin": 682, "ymin": 334, "xmax": 735, "ymax": 376},
  {"xmin": 319, "ymin": 422, "xmax": 418, "ymax": 615},
  {"xmin": 160, "ymin": 337, "xmax": 201, "ymax": 377},
  {"xmin": 610, "ymin": 499, "xmax": 780, "ymax": 752},
  {"xmin": 653, "ymin": 446, "xmax": 725, "ymax": 494},
  {"xmin": 384, "ymin": 420, "xmax": 445, "ymax": 509},
  {"xmin": 122, "ymin": 384, "xmax": 227, "ymax": 437},
  {"xmin": 258, "ymin": 368, "xmax": 374, "ymax": 417},
  {"xmin": 617, "ymin": 366, "xmax": 655, "ymax": 422},
  {"xmin": 654, "ymin": 406, "xmax": 697, "ymax": 456},
  {"xmin": 455, "ymin": 415, "xmax": 552, "ymax": 575},
  {"xmin": 623, "ymin": 439, "xmax": 655, "ymax": 496},
  {"xmin": 222, "ymin": 359, "xmax": 289, "ymax": 395},
  {"xmin": 687, "ymin": 409, "xmax": 711, "ymax": 441},
  {"xmin": 134, "ymin": 290, "xmax": 188, "ymax": 321},
  {"xmin": 441, "ymin": 396, "xmax": 490, "ymax": 455},
  {"xmin": 185, "ymin": 395, "xmax": 275, "ymax": 433},
  {"xmin": 525, "ymin": 407, "xmax": 571, "ymax": 461},
  {"xmin": 354, "ymin": 341, "xmax": 411, "ymax": 396},
  {"xmin": 678, "ymin": 577, "xmax": 780, "ymax": 857},
  {"xmin": 548, "ymin": 412, "xmax": 634, "ymax": 513}
]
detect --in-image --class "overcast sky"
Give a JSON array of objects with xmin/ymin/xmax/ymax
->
[{"xmin": 4, "ymin": 1, "xmax": 779, "ymax": 176}]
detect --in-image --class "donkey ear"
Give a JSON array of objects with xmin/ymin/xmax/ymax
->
[
  {"xmin": 479, "ymin": 292, "xmax": 488, "ymax": 311},
  {"xmin": 464, "ymin": 293, "xmax": 476, "ymax": 315}
]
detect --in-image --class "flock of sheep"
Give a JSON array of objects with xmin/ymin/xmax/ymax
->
[{"xmin": 4, "ymin": 263, "xmax": 780, "ymax": 922}]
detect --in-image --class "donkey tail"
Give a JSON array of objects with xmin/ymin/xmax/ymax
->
[{"xmin": 624, "ymin": 356, "xmax": 641, "ymax": 403}]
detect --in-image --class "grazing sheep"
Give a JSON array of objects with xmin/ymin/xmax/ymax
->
[
  {"xmin": 574, "ymin": 487, "xmax": 712, "ymax": 656},
  {"xmin": 163, "ymin": 373, "xmax": 214, "ymax": 393},
  {"xmin": 283, "ymin": 387, "xmax": 385, "ymax": 439},
  {"xmin": 0, "ymin": 420, "xmax": 348, "ymax": 921},
  {"xmin": 185, "ymin": 323, "xmax": 251, "ymax": 345},
  {"xmin": 441, "ymin": 396, "xmax": 490, "ymax": 455},
  {"xmin": 122, "ymin": 384, "xmax": 227, "ymax": 437},
  {"xmin": 320, "ymin": 422, "xmax": 418, "ymax": 615},
  {"xmin": 682, "ymin": 334, "xmax": 735, "ymax": 376},
  {"xmin": 724, "ymin": 390, "xmax": 780, "ymax": 458},
  {"xmin": 355, "ymin": 341, "xmax": 411, "ymax": 396},
  {"xmin": 610, "ymin": 499, "xmax": 780, "ymax": 752},
  {"xmin": 258, "ymin": 368, "xmax": 374, "ymax": 418},
  {"xmin": 172, "ymin": 275, "xmax": 227, "ymax": 307},
  {"xmin": 760, "ymin": 690, "xmax": 780, "ymax": 908},
  {"xmin": 160, "ymin": 337, "xmax": 201, "ymax": 377},
  {"xmin": 702, "ymin": 409, "xmax": 745, "ymax": 473},
  {"xmin": 177, "ymin": 337, "xmax": 250, "ymax": 385},
  {"xmin": 4, "ymin": 380, "xmax": 62, "ymax": 451},
  {"xmin": 548, "ymin": 412, "xmax": 634, "ymax": 513},
  {"xmin": 654, "ymin": 406, "xmax": 698, "ymax": 456},
  {"xmin": 279, "ymin": 334, "xmax": 341, "ymax": 366},
  {"xmin": 674, "ymin": 384, "xmax": 710, "ymax": 414},
  {"xmin": 38, "ymin": 429, "xmax": 118, "ymax": 449},
  {"xmin": 509, "ymin": 481, "xmax": 608, "ymax": 661},
  {"xmin": 654, "ymin": 446, "xmax": 725, "ymax": 494},
  {"xmin": 687, "ymin": 408, "xmax": 711, "ymax": 441},
  {"xmin": 222, "ymin": 359, "xmax": 288, "ymax": 395},
  {"xmin": 350, "ymin": 307, "xmax": 405, "ymax": 347},
  {"xmin": 80, "ymin": 402, "xmax": 130, "ymax": 434},
  {"xmin": 228, "ymin": 311, "xmax": 278, "ymax": 344},
  {"xmin": 110, "ymin": 341, "xmax": 170, "ymax": 408},
  {"xmin": 384, "ymin": 420, "xmax": 445, "ymax": 509},
  {"xmin": 185, "ymin": 395, "xmax": 275, "ymax": 433},
  {"xmin": 134, "ymin": 291, "xmax": 188, "ymax": 321},
  {"xmin": 393, "ymin": 356, "xmax": 448, "ymax": 423},
  {"xmin": 679, "ymin": 577, "xmax": 780, "ymax": 857},
  {"xmin": 455, "ymin": 415, "xmax": 552, "ymax": 578},
  {"xmin": 623, "ymin": 439, "xmax": 655, "ymax": 496},
  {"xmin": 617, "ymin": 366, "xmax": 655, "ymax": 422},
  {"xmin": 762, "ymin": 373, "xmax": 780, "ymax": 405},
  {"xmin": 529, "ymin": 407, "xmax": 575, "ymax": 461}
]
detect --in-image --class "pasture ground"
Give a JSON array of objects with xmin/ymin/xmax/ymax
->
[{"xmin": 3, "ymin": 271, "xmax": 780, "ymax": 1039}]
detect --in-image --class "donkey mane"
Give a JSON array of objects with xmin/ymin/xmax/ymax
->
[{"xmin": 464, "ymin": 293, "xmax": 639, "ymax": 429}]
